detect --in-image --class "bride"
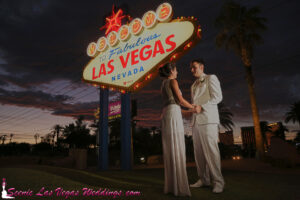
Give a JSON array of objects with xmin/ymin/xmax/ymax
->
[{"xmin": 159, "ymin": 63, "xmax": 197, "ymax": 197}]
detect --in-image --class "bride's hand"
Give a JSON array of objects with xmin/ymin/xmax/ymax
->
[
  {"xmin": 191, "ymin": 104, "xmax": 197, "ymax": 113},
  {"xmin": 192, "ymin": 104, "xmax": 201, "ymax": 113}
]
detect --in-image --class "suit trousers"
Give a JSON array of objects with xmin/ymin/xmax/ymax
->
[{"xmin": 192, "ymin": 123, "xmax": 224, "ymax": 188}]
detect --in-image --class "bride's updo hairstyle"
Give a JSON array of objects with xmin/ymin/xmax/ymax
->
[{"xmin": 159, "ymin": 63, "xmax": 176, "ymax": 78}]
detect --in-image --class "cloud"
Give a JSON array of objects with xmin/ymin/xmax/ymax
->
[
  {"xmin": 52, "ymin": 101, "xmax": 98, "ymax": 120},
  {"xmin": 0, "ymin": 87, "xmax": 72, "ymax": 110},
  {"xmin": 0, "ymin": 87, "xmax": 98, "ymax": 120},
  {"xmin": 0, "ymin": 79, "xmax": 8, "ymax": 86}
]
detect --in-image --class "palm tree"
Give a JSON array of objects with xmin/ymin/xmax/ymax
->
[
  {"xmin": 44, "ymin": 133, "xmax": 53, "ymax": 144},
  {"xmin": 9, "ymin": 134, "xmax": 14, "ymax": 143},
  {"xmin": 1, "ymin": 135, "xmax": 7, "ymax": 145},
  {"xmin": 52, "ymin": 124, "xmax": 62, "ymax": 147},
  {"xmin": 215, "ymin": 1, "xmax": 267, "ymax": 158},
  {"xmin": 218, "ymin": 103, "xmax": 234, "ymax": 131},
  {"xmin": 285, "ymin": 101, "xmax": 300, "ymax": 127},
  {"xmin": 62, "ymin": 115, "xmax": 91, "ymax": 149},
  {"xmin": 51, "ymin": 133, "xmax": 55, "ymax": 147},
  {"xmin": 34, "ymin": 133, "xmax": 39, "ymax": 144}
]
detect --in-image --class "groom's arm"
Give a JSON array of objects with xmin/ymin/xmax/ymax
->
[{"xmin": 201, "ymin": 75, "xmax": 222, "ymax": 109}]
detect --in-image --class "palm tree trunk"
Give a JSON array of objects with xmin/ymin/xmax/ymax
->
[
  {"xmin": 56, "ymin": 132, "xmax": 59, "ymax": 148},
  {"xmin": 244, "ymin": 65, "xmax": 265, "ymax": 159}
]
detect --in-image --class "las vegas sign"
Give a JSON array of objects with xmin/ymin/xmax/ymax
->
[{"xmin": 82, "ymin": 2, "xmax": 202, "ymax": 93}]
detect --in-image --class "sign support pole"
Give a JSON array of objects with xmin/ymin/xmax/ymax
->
[
  {"xmin": 121, "ymin": 92, "xmax": 132, "ymax": 170},
  {"xmin": 98, "ymin": 88, "xmax": 109, "ymax": 170}
]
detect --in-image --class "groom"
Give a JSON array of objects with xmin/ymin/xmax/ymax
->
[{"xmin": 189, "ymin": 58, "xmax": 225, "ymax": 193}]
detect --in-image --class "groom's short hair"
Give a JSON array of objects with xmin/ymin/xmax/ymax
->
[{"xmin": 191, "ymin": 58, "xmax": 205, "ymax": 66}]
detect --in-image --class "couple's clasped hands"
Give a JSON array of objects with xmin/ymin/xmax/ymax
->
[
  {"xmin": 191, "ymin": 104, "xmax": 201, "ymax": 113},
  {"xmin": 180, "ymin": 104, "xmax": 200, "ymax": 117}
]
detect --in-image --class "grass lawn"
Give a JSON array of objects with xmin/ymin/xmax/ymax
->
[{"xmin": 0, "ymin": 165, "xmax": 299, "ymax": 200}]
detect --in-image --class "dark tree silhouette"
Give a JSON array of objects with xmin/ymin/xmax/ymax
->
[
  {"xmin": 218, "ymin": 103, "xmax": 234, "ymax": 131},
  {"xmin": 285, "ymin": 101, "xmax": 300, "ymax": 127},
  {"xmin": 1, "ymin": 135, "xmax": 7, "ymax": 145},
  {"xmin": 52, "ymin": 124, "xmax": 62, "ymax": 147},
  {"xmin": 294, "ymin": 132, "xmax": 300, "ymax": 143},
  {"xmin": 215, "ymin": 1, "xmax": 267, "ymax": 158},
  {"xmin": 9, "ymin": 134, "xmax": 13, "ymax": 143},
  {"xmin": 34, "ymin": 133, "xmax": 39, "ymax": 144},
  {"xmin": 62, "ymin": 116, "xmax": 91, "ymax": 149}
]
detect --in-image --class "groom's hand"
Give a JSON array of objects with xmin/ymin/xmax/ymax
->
[
  {"xmin": 192, "ymin": 105, "xmax": 201, "ymax": 113},
  {"xmin": 195, "ymin": 105, "xmax": 201, "ymax": 113}
]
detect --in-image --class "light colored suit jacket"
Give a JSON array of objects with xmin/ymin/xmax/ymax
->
[{"xmin": 191, "ymin": 73, "xmax": 222, "ymax": 126}]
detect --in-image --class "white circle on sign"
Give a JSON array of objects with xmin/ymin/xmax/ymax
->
[
  {"xmin": 118, "ymin": 25, "xmax": 130, "ymax": 41},
  {"xmin": 97, "ymin": 37, "xmax": 108, "ymax": 52},
  {"xmin": 142, "ymin": 10, "xmax": 157, "ymax": 29},
  {"xmin": 130, "ymin": 18, "xmax": 143, "ymax": 35},
  {"xmin": 87, "ymin": 42, "xmax": 97, "ymax": 57},
  {"xmin": 156, "ymin": 2, "xmax": 173, "ymax": 22},
  {"xmin": 107, "ymin": 31, "xmax": 119, "ymax": 47}
]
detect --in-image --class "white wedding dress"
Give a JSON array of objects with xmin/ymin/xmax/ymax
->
[{"xmin": 161, "ymin": 79, "xmax": 191, "ymax": 196}]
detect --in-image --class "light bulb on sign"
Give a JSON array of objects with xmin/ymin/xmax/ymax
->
[
  {"xmin": 184, "ymin": 42, "xmax": 192, "ymax": 50},
  {"xmin": 135, "ymin": 83, "xmax": 140, "ymax": 88},
  {"xmin": 170, "ymin": 54, "xmax": 177, "ymax": 61}
]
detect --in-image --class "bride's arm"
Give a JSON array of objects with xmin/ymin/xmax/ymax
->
[{"xmin": 170, "ymin": 79, "xmax": 194, "ymax": 110}]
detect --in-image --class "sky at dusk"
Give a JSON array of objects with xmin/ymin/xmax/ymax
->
[{"xmin": 0, "ymin": 0, "xmax": 299, "ymax": 144}]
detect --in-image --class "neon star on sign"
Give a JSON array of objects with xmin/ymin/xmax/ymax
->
[
  {"xmin": 83, "ymin": 2, "xmax": 202, "ymax": 92},
  {"xmin": 100, "ymin": 6, "xmax": 127, "ymax": 35}
]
